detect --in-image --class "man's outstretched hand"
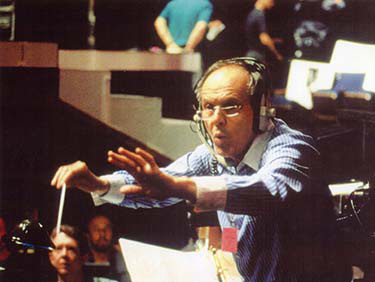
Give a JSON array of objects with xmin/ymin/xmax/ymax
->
[{"xmin": 107, "ymin": 147, "xmax": 196, "ymax": 202}]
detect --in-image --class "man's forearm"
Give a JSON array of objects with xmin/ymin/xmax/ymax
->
[
  {"xmin": 173, "ymin": 176, "xmax": 197, "ymax": 204},
  {"xmin": 184, "ymin": 21, "xmax": 208, "ymax": 52},
  {"xmin": 259, "ymin": 32, "xmax": 282, "ymax": 59},
  {"xmin": 154, "ymin": 16, "xmax": 175, "ymax": 47}
]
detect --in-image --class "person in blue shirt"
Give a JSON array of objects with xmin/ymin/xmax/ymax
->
[
  {"xmin": 154, "ymin": 0, "xmax": 213, "ymax": 54},
  {"xmin": 245, "ymin": 0, "xmax": 283, "ymax": 62},
  {"xmin": 51, "ymin": 57, "xmax": 350, "ymax": 282}
]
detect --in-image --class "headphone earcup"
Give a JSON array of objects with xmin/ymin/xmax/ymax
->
[
  {"xmin": 259, "ymin": 115, "xmax": 268, "ymax": 131},
  {"xmin": 259, "ymin": 106, "xmax": 275, "ymax": 131},
  {"xmin": 193, "ymin": 114, "xmax": 201, "ymax": 123}
]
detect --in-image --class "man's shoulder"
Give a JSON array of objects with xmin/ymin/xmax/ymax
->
[
  {"xmin": 177, "ymin": 145, "xmax": 212, "ymax": 167},
  {"xmin": 200, "ymin": 0, "xmax": 213, "ymax": 8},
  {"xmin": 270, "ymin": 119, "xmax": 315, "ymax": 146},
  {"xmin": 246, "ymin": 8, "xmax": 265, "ymax": 26},
  {"xmin": 168, "ymin": 144, "xmax": 211, "ymax": 170},
  {"xmin": 191, "ymin": 144, "xmax": 212, "ymax": 157}
]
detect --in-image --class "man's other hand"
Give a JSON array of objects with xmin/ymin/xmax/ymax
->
[
  {"xmin": 51, "ymin": 161, "xmax": 110, "ymax": 194},
  {"xmin": 108, "ymin": 147, "xmax": 196, "ymax": 202}
]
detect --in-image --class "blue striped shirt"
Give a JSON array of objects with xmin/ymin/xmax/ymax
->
[{"xmin": 96, "ymin": 119, "xmax": 336, "ymax": 282}]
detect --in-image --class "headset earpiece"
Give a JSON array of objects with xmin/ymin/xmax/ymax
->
[
  {"xmin": 193, "ymin": 113, "xmax": 201, "ymax": 123},
  {"xmin": 259, "ymin": 106, "xmax": 276, "ymax": 131},
  {"xmin": 258, "ymin": 93, "xmax": 275, "ymax": 132}
]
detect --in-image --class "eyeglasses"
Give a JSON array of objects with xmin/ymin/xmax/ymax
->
[{"xmin": 196, "ymin": 104, "xmax": 243, "ymax": 121}]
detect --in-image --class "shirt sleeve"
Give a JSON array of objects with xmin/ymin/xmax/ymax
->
[
  {"xmin": 258, "ymin": 12, "xmax": 267, "ymax": 33},
  {"xmin": 193, "ymin": 175, "xmax": 227, "ymax": 211},
  {"xmin": 159, "ymin": 3, "xmax": 171, "ymax": 20},
  {"xmin": 91, "ymin": 145, "xmax": 212, "ymax": 209},
  {"xmin": 197, "ymin": 2, "xmax": 213, "ymax": 23},
  {"xmin": 224, "ymin": 133, "xmax": 319, "ymax": 216},
  {"xmin": 91, "ymin": 171, "xmax": 182, "ymax": 209}
]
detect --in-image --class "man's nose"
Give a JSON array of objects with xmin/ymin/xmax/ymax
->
[
  {"xmin": 210, "ymin": 107, "xmax": 226, "ymax": 125},
  {"xmin": 60, "ymin": 247, "xmax": 68, "ymax": 256},
  {"xmin": 98, "ymin": 229, "xmax": 106, "ymax": 236}
]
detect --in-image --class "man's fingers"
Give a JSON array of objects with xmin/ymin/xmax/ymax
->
[
  {"xmin": 119, "ymin": 185, "xmax": 143, "ymax": 195},
  {"xmin": 115, "ymin": 147, "xmax": 156, "ymax": 174},
  {"xmin": 52, "ymin": 166, "xmax": 66, "ymax": 189},
  {"xmin": 51, "ymin": 167, "xmax": 61, "ymax": 187},
  {"xmin": 51, "ymin": 161, "xmax": 88, "ymax": 190},
  {"xmin": 51, "ymin": 167, "xmax": 69, "ymax": 189},
  {"xmin": 108, "ymin": 150, "xmax": 138, "ymax": 170},
  {"xmin": 117, "ymin": 147, "xmax": 149, "ymax": 168},
  {"xmin": 135, "ymin": 148, "xmax": 157, "ymax": 170}
]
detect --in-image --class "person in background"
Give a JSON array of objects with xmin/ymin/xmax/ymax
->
[
  {"xmin": 0, "ymin": 217, "xmax": 10, "ymax": 267},
  {"xmin": 49, "ymin": 225, "xmax": 90, "ymax": 282},
  {"xmin": 154, "ymin": 0, "xmax": 212, "ymax": 54},
  {"xmin": 0, "ymin": 217, "xmax": 10, "ymax": 280},
  {"xmin": 202, "ymin": 1, "xmax": 249, "ymax": 69},
  {"xmin": 245, "ymin": 0, "xmax": 283, "ymax": 61},
  {"xmin": 86, "ymin": 214, "xmax": 131, "ymax": 282}
]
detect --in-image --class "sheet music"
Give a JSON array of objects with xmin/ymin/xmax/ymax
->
[{"xmin": 119, "ymin": 238, "xmax": 219, "ymax": 282}]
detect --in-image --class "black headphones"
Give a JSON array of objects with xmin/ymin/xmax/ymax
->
[{"xmin": 193, "ymin": 57, "xmax": 275, "ymax": 133}]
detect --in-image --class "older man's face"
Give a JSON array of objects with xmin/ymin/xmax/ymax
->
[
  {"xmin": 49, "ymin": 232, "xmax": 82, "ymax": 277},
  {"xmin": 200, "ymin": 65, "xmax": 255, "ymax": 163}
]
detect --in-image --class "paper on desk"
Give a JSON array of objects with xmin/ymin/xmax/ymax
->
[{"xmin": 119, "ymin": 238, "xmax": 219, "ymax": 282}]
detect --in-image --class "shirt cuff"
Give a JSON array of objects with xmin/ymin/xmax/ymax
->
[
  {"xmin": 193, "ymin": 176, "xmax": 227, "ymax": 212},
  {"xmin": 90, "ymin": 174, "xmax": 125, "ymax": 206}
]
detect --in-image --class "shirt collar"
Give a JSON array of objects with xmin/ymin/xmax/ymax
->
[{"xmin": 238, "ymin": 121, "xmax": 274, "ymax": 171}]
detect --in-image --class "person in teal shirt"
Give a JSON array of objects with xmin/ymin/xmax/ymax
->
[{"xmin": 154, "ymin": 0, "xmax": 212, "ymax": 54}]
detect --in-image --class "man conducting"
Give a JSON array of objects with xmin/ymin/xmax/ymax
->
[{"xmin": 51, "ymin": 57, "xmax": 349, "ymax": 281}]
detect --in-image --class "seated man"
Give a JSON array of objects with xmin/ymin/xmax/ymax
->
[
  {"xmin": 154, "ymin": 0, "xmax": 212, "ymax": 54},
  {"xmin": 85, "ymin": 214, "xmax": 131, "ymax": 282},
  {"xmin": 49, "ymin": 225, "xmax": 89, "ymax": 282}
]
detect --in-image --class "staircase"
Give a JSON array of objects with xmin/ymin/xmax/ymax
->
[{"xmin": 59, "ymin": 49, "xmax": 203, "ymax": 160}]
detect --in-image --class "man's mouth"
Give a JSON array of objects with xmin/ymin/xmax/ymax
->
[
  {"xmin": 213, "ymin": 132, "xmax": 227, "ymax": 141},
  {"xmin": 213, "ymin": 131, "xmax": 226, "ymax": 138},
  {"xmin": 97, "ymin": 239, "xmax": 109, "ymax": 244},
  {"xmin": 213, "ymin": 135, "xmax": 228, "ymax": 147},
  {"xmin": 60, "ymin": 262, "xmax": 70, "ymax": 269}
]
